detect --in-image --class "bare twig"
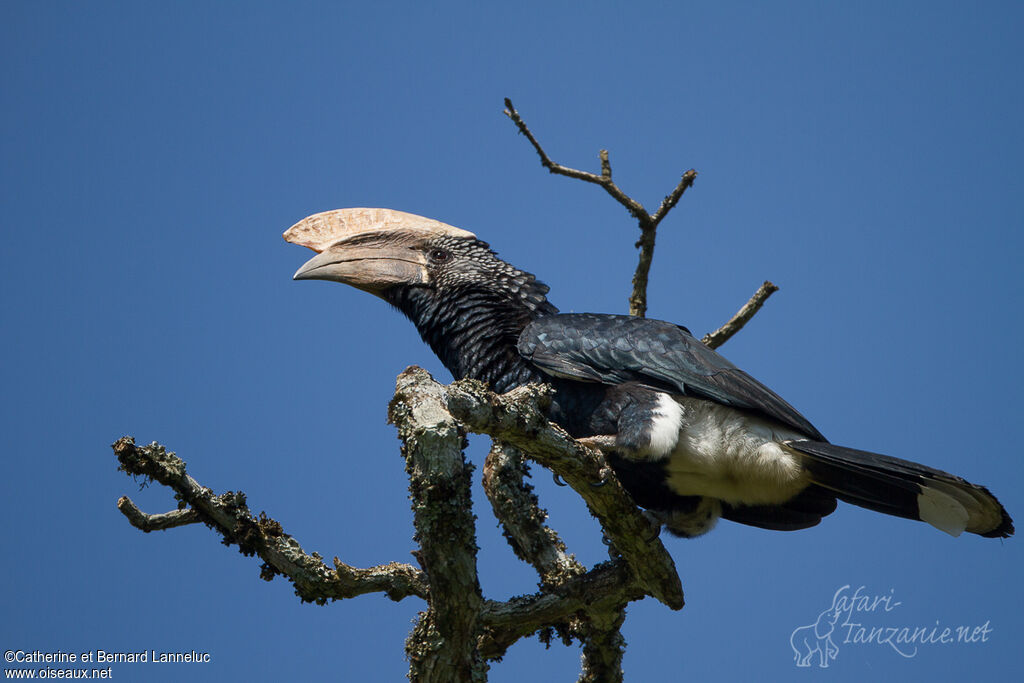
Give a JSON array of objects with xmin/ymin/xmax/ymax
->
[
  {"xmin": 504, "ymin": 97, "xmax": 697, "ymax": 318},
  {"xmin": 650, "ymin": 170, "xmax": 699, "ymax": 228},
  {"xmin": 701, "ymin": 281, "xmax": 780, "ymax": 349},
  {"xmin": 443, "ymin": 375, "xmax": 684, "ymax": 610},
  {"xmin": 112, "ymin": 437, "xmax": 428, "ymax": 604},
  {"xmin": 117, "ymin": 497, "xmax": 200, "ymax": 531},
  {"xmin": 630, "ymin": 169, "xmax": 698, "ymax": 318},
  {"xmin": 503, "ymin": 98, "xmax": 647, "ymax": 221}
]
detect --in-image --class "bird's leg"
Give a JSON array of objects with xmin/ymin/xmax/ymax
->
[{"xmin": 575, "ymin": 435, "xmax": 619, "ymax": 488}]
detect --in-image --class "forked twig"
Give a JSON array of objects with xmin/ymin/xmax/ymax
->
[{"xmin": 504, "ymin": 97, "xmax": 696, "ymax": 318}]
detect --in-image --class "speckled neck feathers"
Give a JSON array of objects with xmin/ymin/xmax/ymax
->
[{"xmin": 382, "ymin": 238, "xmax": 558, "ymax": 393}]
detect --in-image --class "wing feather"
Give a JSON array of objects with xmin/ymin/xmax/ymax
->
[{"xmin": 518, "ymin": 313, "xmax": 824, "ymax": 440}]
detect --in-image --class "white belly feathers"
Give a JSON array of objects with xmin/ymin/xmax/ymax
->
[{"xmin": 647, "ymin": 394, "xmax": 810, "ymax": 505}]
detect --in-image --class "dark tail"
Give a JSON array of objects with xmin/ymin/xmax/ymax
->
[{"xmin": 784, "ymin": 440, "xmax": 1013, "ymax": 538}]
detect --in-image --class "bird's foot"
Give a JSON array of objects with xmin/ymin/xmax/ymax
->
[
  {"xmin": 577, "ymin": 436, "xmax": 617, "ymax": 487},
  {"xmin": 577, "ymin": 435, "xmax": 618, "ymax": 452}
]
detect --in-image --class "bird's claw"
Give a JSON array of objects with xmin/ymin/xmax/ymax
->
[
  {"xmin": 553, "ymin": 471, "xmax": 607, "ymax": 487},
  {"xmin": 641, "ymin": 510, "xmax": 665, "ymax": 542}
]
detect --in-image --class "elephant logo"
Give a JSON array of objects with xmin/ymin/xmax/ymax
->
[{"xmin": 790, "ymin": 605, "xmax": 843, "ymax": 668}]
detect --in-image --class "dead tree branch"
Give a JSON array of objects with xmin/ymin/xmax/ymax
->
[
  {"xmin": 701, "ymin": 280, "xmax": 780, "ymax": 349},
  {"xmin": 443, "ymin": 375, "xmax": 684, "ymax": 611},
  {"xmin": 117, "ymin": 496, "xmax": 201, "ymax": 531},
  {"xmin": 481, "ymin": 441, "xmax": 630, "ymax": 681},
  {"xmin": 111, "ymin": 437, "xmax": 429, "ymax": 604},
  {"xmin": 578, "ymin": 606, "xmax": 627, "ymax": 683},
  {"xmin": 504, "ymin": 97, "xmax": 697, "ymax": 318},
  {"xmin": 114, "ymin": 371, "xmax": 661, "ymax": 681},
  {"xmin": 482, "ymin": 442, "xmax": 586, "ymax": 588},
  {"xmin": 389, "ymin": 367, "xmax": 487, "ymax": 682},
  {"xmin": 477, "ymin": 560, "xmax": 643, "ymax": 660}
]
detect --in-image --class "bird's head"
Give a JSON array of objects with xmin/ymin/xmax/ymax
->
[
  {"xmin": 285, "ymin": 207, "xmax": 556, "ymax": 384},
  {"xmin": 284, "ymin": 208, "xmax": 477, "ymax": 294},
  {"xmin": 284, "ymin": 208, "xmax": 554, "ymax": 313}
]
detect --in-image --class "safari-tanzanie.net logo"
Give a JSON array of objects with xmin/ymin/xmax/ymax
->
[{"xmin": 789, "ymin": 585, "xmax": 993, "ymax": 668}]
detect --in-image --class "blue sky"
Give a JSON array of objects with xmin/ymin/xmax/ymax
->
[{"xmin": 2, "ymin": 2, "xmax": 1021, "ymax": 681}]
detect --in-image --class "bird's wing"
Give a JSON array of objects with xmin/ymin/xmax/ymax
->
[{"xmin": 518, "ymin": 313, "xmax": 824, "ymax": 440}]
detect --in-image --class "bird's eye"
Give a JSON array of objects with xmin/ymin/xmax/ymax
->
[{"xmin": 428, "ymin": 248, "xmax": 451, "ymax": 263}]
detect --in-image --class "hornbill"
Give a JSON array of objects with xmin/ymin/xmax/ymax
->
[{"xmin": 285, "ymin": 208, "xmax": 1013, "ymax": 539}]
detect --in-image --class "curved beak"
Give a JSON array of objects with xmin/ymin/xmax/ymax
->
[{"xmin": 291, "ymin": 237, "xmax": 429, "ymax": 295}]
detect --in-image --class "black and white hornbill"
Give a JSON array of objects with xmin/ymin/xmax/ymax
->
[{"xmin": 285, "ymin": 208, "xmax": 1013, "ymax": 539}]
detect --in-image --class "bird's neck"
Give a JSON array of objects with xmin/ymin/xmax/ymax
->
[{"xmin": 384, "ymin": 285, "xmax": 557, "ymax": 393}]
